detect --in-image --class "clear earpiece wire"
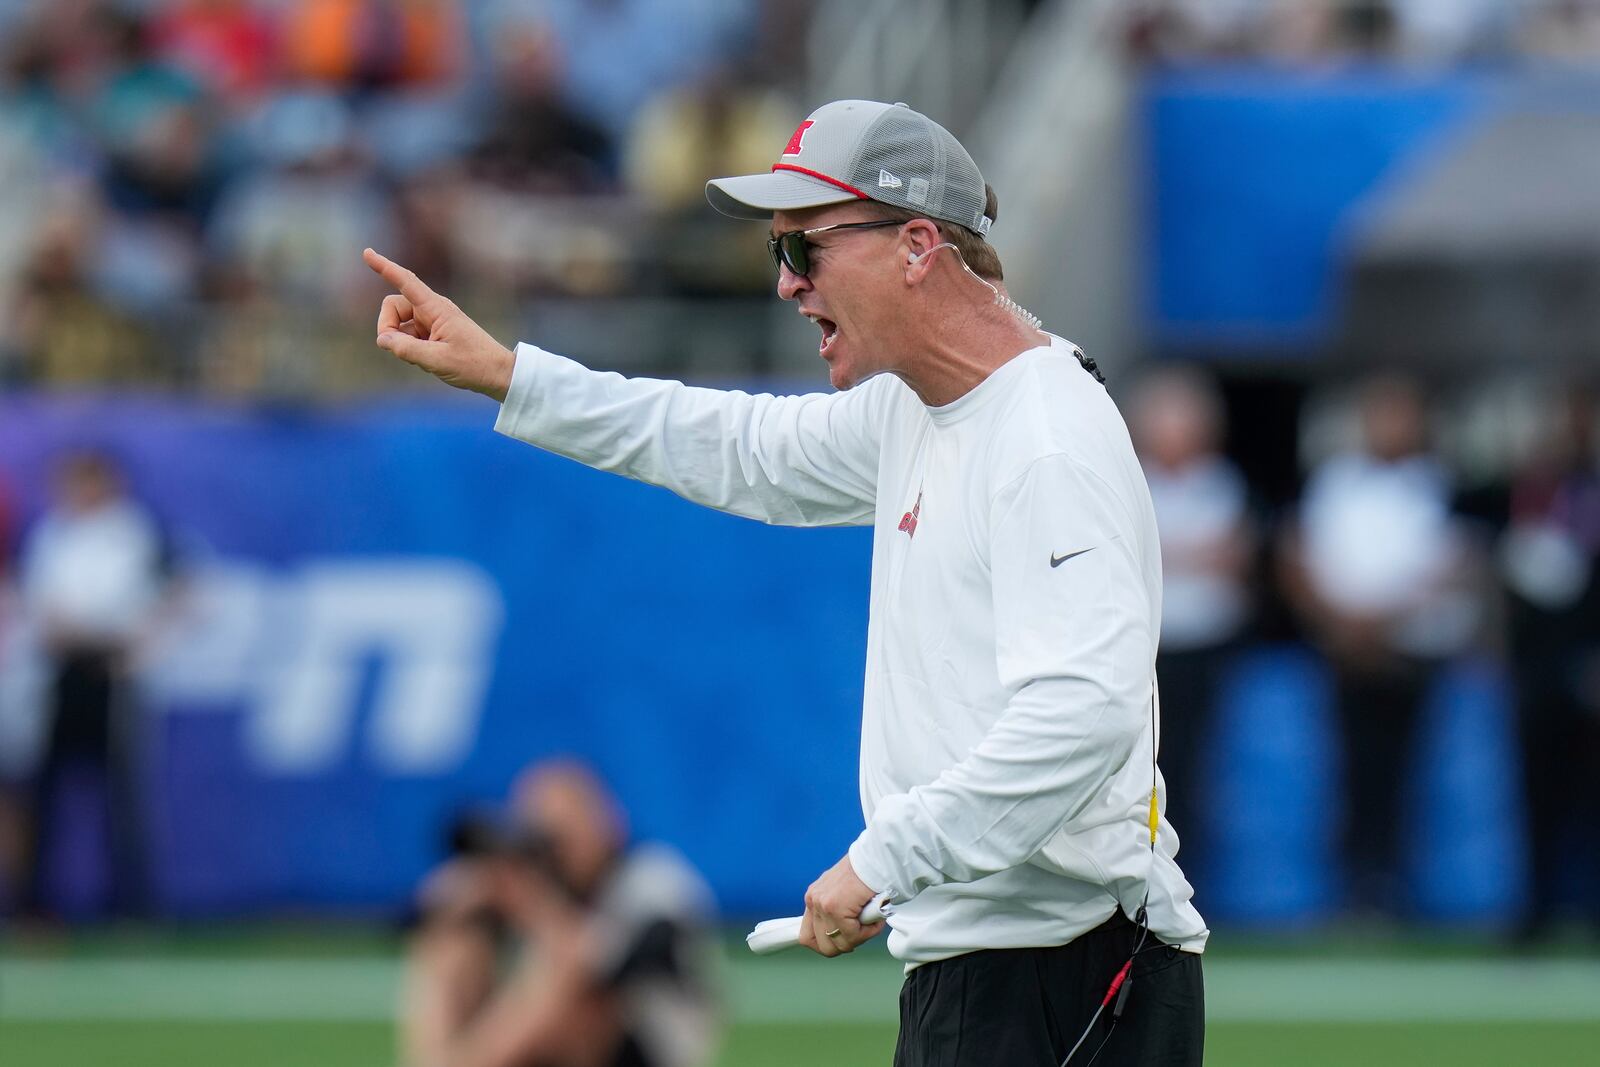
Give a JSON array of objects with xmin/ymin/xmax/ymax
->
[{"xmin": 913, "ymin": 242, "xmax": 1044, "ymax": 332}]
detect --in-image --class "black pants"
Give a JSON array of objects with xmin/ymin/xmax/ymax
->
[
  {"xmin": 27, "ymin": 648, "xmax": 146, "ymax": 917},
  {"xmin": 893, "ymin": 911, "xmax": 1204, "ymax": 1067},
  {"xmin": 1515, "ymin": 673, "xmax": 1600, "ymax": 933},
  {"xmin": 1155, "ymin": 642, "xmax": 1236, "ymax": 891},
  {"xmin": 1331, "ymin": 655, "xmax": 1435, "ymax": 910}
]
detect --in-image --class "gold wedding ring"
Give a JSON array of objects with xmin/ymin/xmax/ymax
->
[{"xmin": 825, "ymin": 928, "xmax": 843, "ymax": 938}]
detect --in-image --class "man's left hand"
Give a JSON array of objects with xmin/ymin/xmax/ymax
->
[{"xmin": 798, "ymin": 855, "xmax": 884, "ymax": 958}]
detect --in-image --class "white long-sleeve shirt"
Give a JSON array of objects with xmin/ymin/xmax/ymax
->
[{"xmin": 495, "ymin": 334, "xmax": 1208, "ymax": 965}]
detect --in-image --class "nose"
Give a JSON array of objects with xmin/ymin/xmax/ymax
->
[{"xmin": 776, "ymin": 262, "xmax": 810, "ymax": 302}]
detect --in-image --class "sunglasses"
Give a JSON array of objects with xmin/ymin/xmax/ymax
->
[{"xmin": 766, "ymin": 219, "xmax": 903, "ymax": 277}]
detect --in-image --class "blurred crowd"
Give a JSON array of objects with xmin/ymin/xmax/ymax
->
[
  {"xmin": 1128, "ymin": 0, "xmax": 1600, "ymax": 64},
  {"xmin": 7, "ymin": 1, "xmax": 1600, "ymax": 395},
  {"xmin": 1130, "ymin": 367, "xmax": 1600, "ymax": 938},
  {"xmin": 0, "ymin": 0, "xmax": 804, "ymax": 394}
]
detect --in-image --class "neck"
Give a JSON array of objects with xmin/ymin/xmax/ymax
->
[{"xmin": 896, "ymin": 284, "xmax": 1048, "ymax": 407}]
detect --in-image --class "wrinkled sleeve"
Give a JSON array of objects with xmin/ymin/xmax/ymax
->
[
  {"xmin": 849, "ymin": 453, "xmax": 1155, "ymax": 901},
  {"xmin": 494, "ymin": 343, "xmax": 884, "ymax": 526}
]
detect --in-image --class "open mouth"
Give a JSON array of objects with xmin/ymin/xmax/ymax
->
[{"xmin": 810, "ymin": 315, "xmax": 839, "ymax": 355}]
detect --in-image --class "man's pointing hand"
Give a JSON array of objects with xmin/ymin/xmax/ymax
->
[{"xmin": 363, "ymin": 248, "xmax": 516, "ymax": 402}]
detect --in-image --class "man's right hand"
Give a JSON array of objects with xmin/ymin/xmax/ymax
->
[{"xmin": 364, "ymin": 248, "xmax": 516, "ymax": 402}]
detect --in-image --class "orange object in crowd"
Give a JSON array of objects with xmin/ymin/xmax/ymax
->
[{"xmin": 281, "ymin": 0, "xmax": 460, "ymax": 87}]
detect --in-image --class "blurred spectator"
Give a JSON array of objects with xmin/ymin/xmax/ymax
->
[
  {"xmin": 280, "ymin": 0, "xmax": 464, "ymax": 90},
  {"xmin": 1130, "ymin": 366, "xmax": 1255, "ymax": 887},
  {"xmin": 148, "ymin": 0, "xmax": 278, "ymax": 105},
  {"xmin": 1130, "ymin": 0, "xmax": 1402, "ymax": 62},
  {"xmin": 17, "ymin": 448, "xmax": 173, "ymax": 918},
  {"xmin": 1520, "ymin": 0, "xmax": 1600, "ymax": 61},
  {"xmin": 84, "ymin": 5, "xmax": 204, "ymax": 165},
  {"xmin": 1387, "ymin": 0, "xmax": 1516, "ymax": 60},
  {"xmin": 0, "ymin": 76, "xmax": 59, "ymax": 382},
  {"xmin": 12, "ymin": 189, "xmax": 165, "ymax": 386},
  {"xmin": 538, "ymin": 0, "xmax": 759, "ymax": 139},
  {"xmin": 1127, "ymin": 0, "xmax": 1551, "ymax": 63},
  {"xmin": 465, "ymin": 14, "xmax": 613, "ymax": 195},
  {"xmin": 208, "ymin": 89, "xmax": 396, "ymax": 308},
  {"xmin": 402, "ymin": 759, "xmax": 718, "ymax": 1067},
  {"xmin": 85, "ymin": 7, "xmax": 217, "ymax": 315},
  {"xmin": 622, "ymin": 67, "xmax": 793, "ymax": 295},
  {"xmin": 1495, "ymin": 387, "xmax": 1600, "ymax": 941},
  {"xmin": 1281, "ymin": 374, "xmax": 1478, "ymax": 914}
]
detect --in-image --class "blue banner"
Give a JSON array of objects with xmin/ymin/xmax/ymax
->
[
  {"xmin": 1142, "ymin": 67, "xmax": 1491, "ymax": 350},
  {"xmin": 0, "ymin": 392, "xmax": 872, "ymax": 916}
]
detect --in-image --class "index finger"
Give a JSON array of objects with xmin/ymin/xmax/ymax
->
[{"xmin": 363, "ymin": 247, "xmax": 438, "ymax": 306}]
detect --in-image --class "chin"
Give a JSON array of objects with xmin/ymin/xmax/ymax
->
[
  {"xmin": 830, "ymin": 362, "xmax": 867, "ymax": 391},
  {"xmin": 823, "ymin": 345, "xmax": 865, "ymax": 391}
]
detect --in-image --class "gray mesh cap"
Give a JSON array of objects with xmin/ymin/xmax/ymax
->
[{"xmin": 705, "ymin": 100, "xmax": 994, "ymax": 237}]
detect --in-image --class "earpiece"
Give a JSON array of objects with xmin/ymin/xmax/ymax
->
[{"xmin": 907, "ymin": 242, "xmax": 958, "ymax": 265}]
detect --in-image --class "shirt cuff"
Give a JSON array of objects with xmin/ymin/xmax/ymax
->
[
  {"xmin": 492, "ymin": 342, "xmax": 549, "ymax": 438},
  {"xmin": 848, "ymin": 830, "xmax": 907, "ymax": 906}
]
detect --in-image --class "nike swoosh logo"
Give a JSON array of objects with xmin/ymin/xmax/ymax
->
[{"xmin": 1050, "ymin": 548, "xmax": 1093, "ymax": 568}]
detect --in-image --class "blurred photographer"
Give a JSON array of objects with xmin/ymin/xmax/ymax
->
[{"xmin": 401, "ymin": 760, "xmax": 719, "ymax": 1067}]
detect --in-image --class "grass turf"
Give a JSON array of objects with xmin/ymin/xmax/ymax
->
[
  {"xmin": 7, "ymin": 928, "xmax": 1600, "ymax": 1065},
  {"xmin": 8, "ymin": 1020, "xmax": 1600, "ymax": 1066}
]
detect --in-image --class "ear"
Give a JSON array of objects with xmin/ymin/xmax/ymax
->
[{"xmin": 900, "ymin": 218, "xmax": 942, "ymax": 279}]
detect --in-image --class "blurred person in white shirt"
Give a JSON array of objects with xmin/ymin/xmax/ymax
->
[
  {"xmin": 1281, "ymin": 374, "xmax": 1477, "ymax": 913},
  {"xmin": 17, "ymin": 447, "xmax": 171, "ymax": 918},
  {"xmin": 1130, "ymin": 367, "xmax": 1255, "ymax": 892}
]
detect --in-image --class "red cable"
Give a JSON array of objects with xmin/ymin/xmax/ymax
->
[{"xmin": 1100, "ymin": 959, "xmax": 1133, "ymax": 1008}]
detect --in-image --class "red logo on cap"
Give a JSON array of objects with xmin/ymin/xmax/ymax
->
[{"xmin": 782, "ymin": 121, "xmax": 814, "ymax": 156}]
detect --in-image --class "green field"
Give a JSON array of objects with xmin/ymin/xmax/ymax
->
[
  {"xmin": 4, "ymin": 929, "xmax": 1599, "ymax": 1066},
  {"xmin": 8, "ymin": 1020, "xmax": 1600, "ymax": 1067}
]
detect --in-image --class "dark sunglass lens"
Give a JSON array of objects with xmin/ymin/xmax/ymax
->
[
  {"xmin": 780, "ymin": 232, "xmax": 809, "ymax": 276},
  {"xmin": 767, "ymin": 237, "xmax": 782, "ymax": 272}
]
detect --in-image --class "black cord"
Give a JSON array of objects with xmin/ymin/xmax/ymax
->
[
  {"xmin": 1060, "ymin": 689, "xmax": 1163, "ymax": 1066},
  {"xmin": 1081, "ymin": 1018, "xmax": 1118, "ymax": 1067}
]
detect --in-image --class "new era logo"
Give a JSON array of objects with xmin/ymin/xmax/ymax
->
[{"xmin": 878, "ymin": 169, "xmax": 903, "ymax": 189}]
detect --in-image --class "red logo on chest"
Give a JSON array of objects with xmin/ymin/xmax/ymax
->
[
  {"xmin": 782, "ymin": 120, "xmax": 814, "ymax": 156},
  {"xmin": 898, "ymin": 492, "xmax": 923, "ymax": 539}
]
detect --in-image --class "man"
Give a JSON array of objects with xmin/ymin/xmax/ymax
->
[
  {"xmin": 18, "ymin": 448, "xmax": 171, "ymax": 917},
  {"xmin": 366, "ymin": 99, "xmax": 1207, "ymax": 1065},
  {"xmin": 401, "ymin": 760, "xmax": 717, "ymax": 1067},
  {"xmin": 1129, "ymin": 367, "xmax": 1255, "ymax": 894},
  {"xmin": 1493, "ymin": 388, "xmax": 1600, "ymax": 942},
  {"xmin": 1279, "ymin": 374, "xmax": 1474, "ymax": 915}
]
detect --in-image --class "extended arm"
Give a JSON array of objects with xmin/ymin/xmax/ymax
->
[
  {"xmin": 364, "ymin": 248, "xmax": 884, "ymax": 526},
  {"xmin": 495, "ymin": 343, "xmax": 885, "ymax": 525}
]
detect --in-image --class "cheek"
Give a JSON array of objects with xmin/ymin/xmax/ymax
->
[{"xmin": 833, "ymin": 274, "xmax": 885, "ymax": 331}]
